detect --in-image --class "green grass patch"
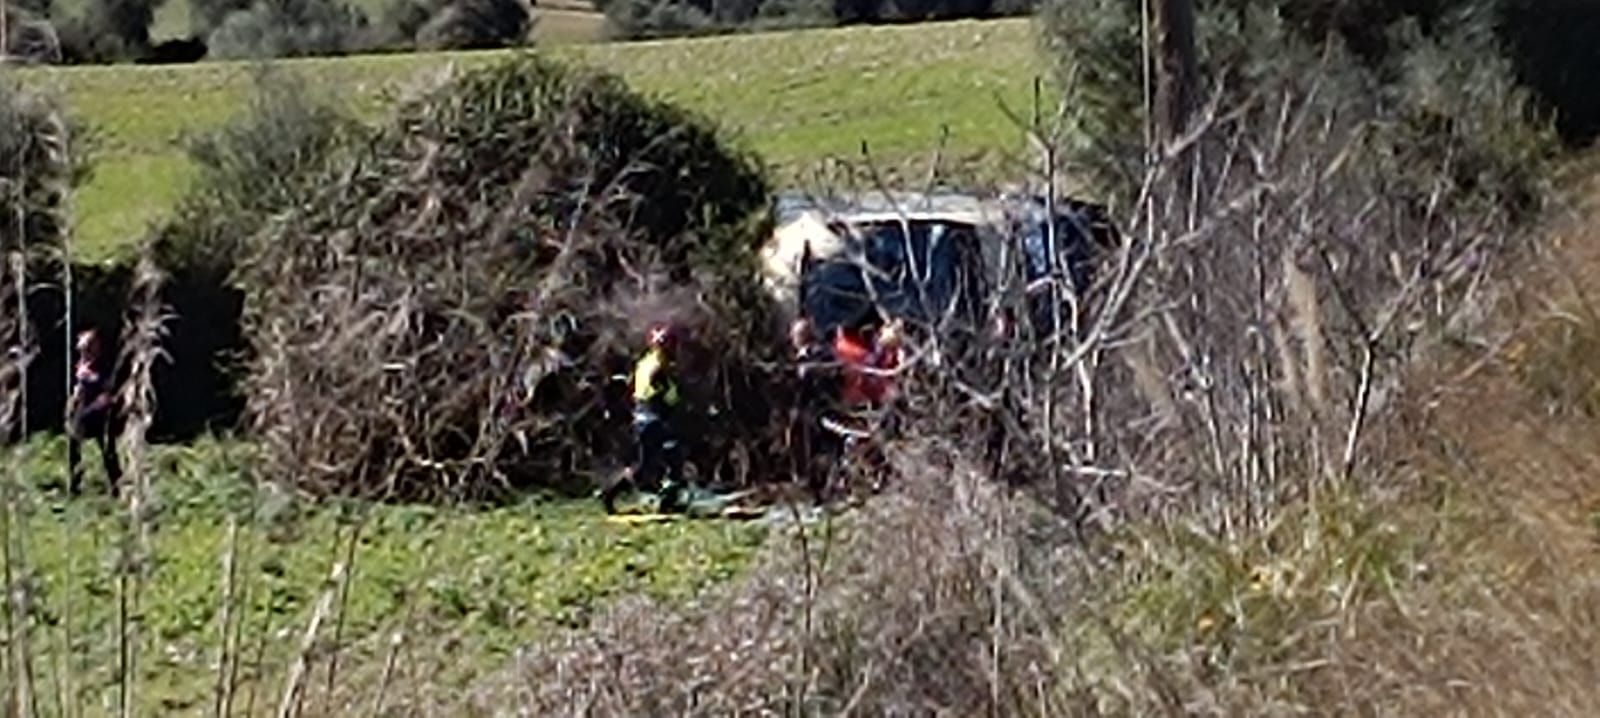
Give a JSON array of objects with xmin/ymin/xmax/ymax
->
[
  {"xmin": 5, "ymin": 437, "xmax": 767, "ymax": 713},
  {"xmin": 15, "ymin": 18, "xmax": 1043, "ymax": 261}
]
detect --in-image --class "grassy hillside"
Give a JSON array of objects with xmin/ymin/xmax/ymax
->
[{"xmin": 16, "ymin": 18, "xmax": 1042, "ymax": 261}]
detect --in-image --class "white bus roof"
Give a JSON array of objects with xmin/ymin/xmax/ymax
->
[{"xmin": 773, "ymin": 190, "xmax": 1022, "ymax": 228}]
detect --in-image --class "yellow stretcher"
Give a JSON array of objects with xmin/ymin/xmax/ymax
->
[{"xmin": 604, "ymin": 489, "xmax": 766, "ymax": 524}]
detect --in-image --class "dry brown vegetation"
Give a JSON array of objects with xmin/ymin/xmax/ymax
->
[
  {"xmin": 407, "ymin": 22, "xmax": 1600, "ymax": 716},
  {"xmin": 237, "ymin": 57, "xmax": 785, "ymax": 502},
  {"xmin": 425, "ymin": 174, "xmax": 1600, "ymax": 715}
]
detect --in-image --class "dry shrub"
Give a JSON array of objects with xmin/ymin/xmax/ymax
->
[
  {"xmin": 439, "ymin": 429, "xmax": 1590, "ymax": 716},
  {"xmin": 879, "ymin": 6, "xmax": 1557, "ymax": 541},
  {"xmin": 238, "ymin": 56, "xmax": 776, "ymax": 501},
  {"xmin": 458, "ymin": 447, "xmax": 1072, "ymax": 716},
  {"xmin": 1, "ymin": 78, "xmax": 90, "ymax": 441},
  {"xmin": 0, "ymin": 266, "xmax": 28, "ymax": 440},
  {"xmin": 413, "ymin": 307, "xmax": 1600, "ymax": 717},
  {"xmin": 388, "ymin": 8, "xmax": 1584, "ymax": 716}
]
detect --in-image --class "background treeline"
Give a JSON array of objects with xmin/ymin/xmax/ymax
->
[
  {"xmin": 590, "ymin": 0, "xmax": 1035, "ymax": 39},
  {"xmin": 0, "ymin": 0, "xmax": 535, "ymax": 62},
  {"xmin": 1, "ymin": 0, "xmax": 1046, "ymax": 63}
]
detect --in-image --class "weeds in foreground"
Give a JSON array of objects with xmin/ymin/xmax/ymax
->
[{"xmin": 448, "ymin": 421, "xmax": 1600, "ymax": 716}]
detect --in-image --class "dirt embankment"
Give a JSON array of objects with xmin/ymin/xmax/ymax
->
[
  {"xmin": 1420, "ymin": 163, "xmax": 1600, "ymax": 558},
  {"xmin": 1368, "ymin": 162, "xmax": 1600, "ymax": 714}
]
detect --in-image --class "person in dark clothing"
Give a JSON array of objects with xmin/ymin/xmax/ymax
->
[{"xmin": 67, "ymin": 329, "xmax": 122, "ymax": 497}]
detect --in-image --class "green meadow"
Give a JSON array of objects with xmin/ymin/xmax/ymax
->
[{"xmin": 17, "ymin": 18, "xmax": 1045, "ymax": 261}]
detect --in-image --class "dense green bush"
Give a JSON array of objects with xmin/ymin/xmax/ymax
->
[
  {"xmin": 127, "ymin": 70, "xmax": 367, "ymax": 439},
  {"xmin": 86, "ymin": 0, "xmax": 161, "ymax": 52},
  {"xmin": 1250, "ymin": 0, "xmax": 1600, "ymax": 146},
  {"xmin": 1039, "ymin": 0, "xmax": 1600, "ymax": 157},
  {"xmin": 189, "ymin": 0, "xmax": 250, "ymax": 36},
  {"xmin": 6, "ymin": 0, "xmax": 52, "ymax": 17},
  {"xmin": 593, "ymin": 0, "xmax": 1031, "ymax": 40},
  {"xmin": 833, "ymin": 0, "xmax": 1025, "ymax": 23},
  {"xmin": 1501, "ymin": 0, "xmax": 1600, "ymax": 145},
  {"xmin": 51, "ymin": 0, "xmax": 166, "ymax": 62},
  {"xmin": 47, "ymin": 0, "xmax": 164, "ymax": 62},
  {"xmin": 152, "ymin": 68, "xmax": 365, "ymax": 276},
  {"xmin": 0, "ymin": 78, "xmax": 91, "ymax": 252},
  {"xmin": 590, "ymin": 0, "xmax": 718, "ymax": 38},
  {"xmin": 2, "ymin": 0, "xmax": 62, "ymax": 62},
  {"xmin": 407, "ymin": 0, "xmax": 533, "ymax": 50},
  {"xmin": 375, "ymin": 0, "xmax": 435, "ymax": 43},
  {"xmin": 1039, "ymin": 0, "xmax": 1557, "ymax": 212},
  {"xmin": 207, "ymin": 0, "xmax": 371, "ymax": 58}
]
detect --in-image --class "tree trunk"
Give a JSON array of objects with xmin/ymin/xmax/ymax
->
[{"xmin": 1151, "ymin": 0, "xmax": 1199, "ymax": 148}]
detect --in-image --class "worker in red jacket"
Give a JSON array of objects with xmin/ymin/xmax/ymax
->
[
  {"xmin": 821, "ymin": 319, "xmax": 903, "ymax": 492},
  {"xmin": 835, "ymin": 319, "xmax": 902, "ymax": 409}
]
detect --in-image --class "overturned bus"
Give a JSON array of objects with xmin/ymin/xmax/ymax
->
[{"xmin": 759, "ymin": 190, "xmax": 1121, "ymax": 338}]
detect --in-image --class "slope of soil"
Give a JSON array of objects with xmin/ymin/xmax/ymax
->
[{"xmin": 1311, "ymin": 165, "xmax": 1600, "ymax": 713}]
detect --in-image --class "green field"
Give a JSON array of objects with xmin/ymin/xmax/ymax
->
[
  {"xmin": 15, "ymin": 18, "xmax": 1044, "ymax": 261},
  {"xmin": 7, "ymin": 437, "xmax": 769, "ymax": 713}
]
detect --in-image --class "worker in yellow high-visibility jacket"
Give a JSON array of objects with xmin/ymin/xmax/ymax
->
[{"xmin": 603, "ymin": 322, "xmax": 688, "ymax": 513}]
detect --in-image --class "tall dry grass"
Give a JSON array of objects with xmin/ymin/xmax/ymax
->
[
  {"xmin": 441, "ymin": 311, "xmax": 1600, "ymax": 716},
  {"xmin": 2, "ymin": 251, "xmax": 41, "ymax": 718},
  {"xmin": 455, "ymin": 450, "xmax": 1071, "ymax": 716}
]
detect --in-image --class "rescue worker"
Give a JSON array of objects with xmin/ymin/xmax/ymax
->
[
  {"xmin": 832, "ymin": 324, "xmax": 874, "ymax": 407},
  {"xmin": 602, "ymin": 322, "xmax": 688, "ymax": 514},
  {"xmin": 790, "ymin": 317, "xmax": 826, "ymax": 368},
  {"xmin": 819, "ymin": 318, "xmax": 903, "ymax": 496},
  {"xmin": 67, "ymin": 329, "xmax": 122, "ymax": 497},
  {"xmin": 861, "ymin": 318, "xmax": 904, "ymax": 449},
  {"xmin": 834, "ymin": 319, "xmax": 902, "ymax": 410}
]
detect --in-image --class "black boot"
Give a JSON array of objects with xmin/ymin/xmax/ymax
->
[
  {"xmin": 600, "ymin": 469, "xmax": 632, "ymax": 514},
  {"xmin": 657, "ymin": 480, "xmax": 687, "ymax": 514},
  {"xmin": 101, "ymin": 431, "xmax": 122, "ymax": 499},
  {"xmin": 67, "ymin": 435, "xmax": 84, "ymax": 497}
]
